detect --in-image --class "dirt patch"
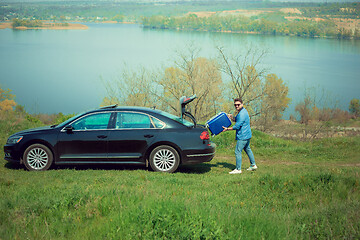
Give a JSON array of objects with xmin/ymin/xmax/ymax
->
[
  {"xmin": 186, "ymin": 8, "xmax": 359, "ymax": 32},
  {"xmin": 284, "ymin": 15, "xmax": 358, "ymax": 30},
  {"xmin": 187, "ymin": 11, "xmax": 216, "ymax": 18},
  {"xmin": 102, "ymin": 20, "xmax": 118, "ymax": 24},
  {"xmin": 215, "ymin": 155, "xmax": 303, "ymax": 166},
  {"xmin": 220, "ymin": 9, "xmax": 273, "ymax": 17},
  {"xmin": 332, "ymin": 18, "xmax": 360, "ymax": 31},
  {"xmin": 337, "ymin": 163, "xmax": 360, "ymax": 167},
  {"xmin": 285, "ymin": 16, "xmax": 325, "ymax": 22},
  {"xmin": 14, "ymin": 26, "xmax": 28, "ymax": 30},
  {"xmin": 39, "ymin": 23, "xmax": 88, "ymax": 30},
  {"xmin": 187, "ymin": 9, "xmax": 273, "ymax": 18},
  {"xmin": 279, "ymin": 8, "xmax": 302, "ymax": 15},
  {"xmin": 0, "ymin": 22, "xmax": 12, "ymax": 29},
  {"xmin": 261, "ymin": 160, "xmax": 304, "ymax": 166}
]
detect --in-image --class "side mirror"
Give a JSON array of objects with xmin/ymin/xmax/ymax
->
[{"xmin": 64, "ymin": 125, "xmax": 74, "ymax": 133}]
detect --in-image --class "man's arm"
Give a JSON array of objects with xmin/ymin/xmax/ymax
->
[{"xmin": 223, "ymin": 112, "xmax": 244, "ymax": 132}]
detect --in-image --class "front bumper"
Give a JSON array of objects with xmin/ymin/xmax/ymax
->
[{"xmin": 4, "ymin": 144, "xmax": 22, "ymax": 164}]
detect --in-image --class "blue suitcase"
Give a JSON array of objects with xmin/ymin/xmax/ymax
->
[{"xmin": 206, "ymin": 112, "xmax": 232, "ymax": 136}]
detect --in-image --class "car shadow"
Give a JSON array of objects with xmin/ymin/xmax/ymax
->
[
  {"xmin": 4, "ymin": 162, "xmax": 235, "ymax": 174},
  {"xmin": 4, "ymin": 162, "xmax": 23, "ymax": 170},
  {"xmin": 54, "ymin": 164, "xmax": 148, "ymax": 171},
  {"xmin": 3, "ymin": 162, "xmax": 148, "ymax": 171}
]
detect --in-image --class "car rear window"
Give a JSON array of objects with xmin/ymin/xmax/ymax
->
[{"xmin": 116, "ymin": 112, "xmax": 152, "ymax": 129}]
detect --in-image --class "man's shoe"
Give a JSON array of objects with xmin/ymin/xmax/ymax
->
[
  {"xmin": 229, "ymin": 169, "xmax": 242, "ymax": 174},
  {"xmin": 247, "ymin": 165, "xmax": 258, "ymax": 171}
]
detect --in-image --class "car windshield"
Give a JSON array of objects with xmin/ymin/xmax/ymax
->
[
  {"xmin": 57, "ymin": 113, "xmax": 84, "ymax": 128},
  {"xmin": 157, "ymin": 110, "xmax": 194, "ymax": 127}
]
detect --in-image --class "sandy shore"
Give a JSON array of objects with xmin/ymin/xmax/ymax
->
[{"xmin": 0, "ymin": 22, "xmax": 88, "ymax": 30}]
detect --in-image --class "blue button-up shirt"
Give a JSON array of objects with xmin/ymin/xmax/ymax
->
[{"xmin": 232, "ymin": 108, "xmax": 252, "ymax": 140}]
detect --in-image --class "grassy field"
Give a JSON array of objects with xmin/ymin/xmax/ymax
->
[{"xmin": 0, "ymin": 114, "xmax": 359, "ymax": 239}]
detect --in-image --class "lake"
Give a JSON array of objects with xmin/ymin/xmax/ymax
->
[{"xmin": 1, "ymin": 23, "xmax": 359, "ymax": 118}]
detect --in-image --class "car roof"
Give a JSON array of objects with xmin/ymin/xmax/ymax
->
[{"xmin": 90, "ymin": 106, "xmax": 163, "ymax": 115}]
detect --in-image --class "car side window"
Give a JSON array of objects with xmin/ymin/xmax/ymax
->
[
  {"xmin": 72, "ymin": 113, "xmax": 111, "ymax": 130},
  {"xmin": 116, "ymin": 112, "xmax": 153, "ymax": 129}
]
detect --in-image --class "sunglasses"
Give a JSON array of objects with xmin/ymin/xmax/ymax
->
[{"xmin": 234, "ymin": 104, "xmax": 241, "ymax": 107}]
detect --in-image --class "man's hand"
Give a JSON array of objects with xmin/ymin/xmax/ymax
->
[
  {"xmin": 222, "ymin": 126, "xmax": 228, "ymax": 132},
  {"xmin": 227, "ymin": 114, "xmax": 234, "ymax": 121}
]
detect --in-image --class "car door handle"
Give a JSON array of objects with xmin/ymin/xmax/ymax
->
[
  {"xmin": 97, "ymin": 135, "xmax": 107, "ymax": 139},
  {"xmin": 144, "ymin": 134, "xmax": 154, "ymax": 138}
]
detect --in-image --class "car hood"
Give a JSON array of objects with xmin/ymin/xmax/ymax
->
[{"xmin": 11, "ymin": 126, "xmax": 53, "ymax": 136}]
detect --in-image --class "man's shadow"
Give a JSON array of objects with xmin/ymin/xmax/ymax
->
[{"xmin": 177, "ymin": 162, "xmax": 235, "ymax": 174}]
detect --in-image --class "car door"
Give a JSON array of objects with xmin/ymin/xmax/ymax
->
[
  {"xmin": 107, "ymin": 111, "xmax": 162, "ymax": 162},
  {"xmin": 56, "ymin": 112, "xmax": 113, "ymax": 163}
]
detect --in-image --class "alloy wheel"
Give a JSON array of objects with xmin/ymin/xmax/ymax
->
[
  {"xmin": 153, "ymin": 148, "xmax": 176, "ymax": 171},
  {"xmin": 26, "ymin": 147, "xmax": 49, "ymax": 170}
]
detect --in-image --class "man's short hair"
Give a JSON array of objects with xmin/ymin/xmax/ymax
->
[{"xmin": 234, "ymin": 98, "xmax": 243, "ymax": 103}]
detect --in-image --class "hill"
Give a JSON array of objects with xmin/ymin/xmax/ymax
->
[{"xmin": 1, "ymin": 110, "xmax": 359, "ymax": 239}]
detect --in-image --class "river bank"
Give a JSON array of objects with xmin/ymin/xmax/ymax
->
[{"xmin": 0, "ymin": 21, "xmax": 88, "ymax": 30}]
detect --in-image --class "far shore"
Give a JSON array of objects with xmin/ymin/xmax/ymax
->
[
  {"xmin": 0, "ymin": 21, "xmax": 139, "ymax": 30},
  {"xmin": 0, "ymin": 21, "xmax": 88, "ymax": 30}
]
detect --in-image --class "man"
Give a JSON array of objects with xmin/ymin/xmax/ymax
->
[{"xmin": 222, "ymin": 98, "xmax": 257, "ymax": 174}]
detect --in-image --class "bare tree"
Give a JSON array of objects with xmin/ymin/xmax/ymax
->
[
  {"xmin": 216, "ymin": 45, "xmax": 269, "ymax": 117},
  {"xmin": 156, "ymin": 52, "xmax": 223, "ymax": 121},
  {"xmin": 101, "ymin": 47, "xmax": 224, "ymax": 122},
  {"xmin": 295, "ymin": 87, "xmax": 338, "ymax": 140},
  {"xmin": 101, "ymin": 65, "xmax": 160, "ymax": 108}
]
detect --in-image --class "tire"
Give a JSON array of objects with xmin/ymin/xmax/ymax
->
[
  {"xmin": 23, "ymin": 144, "xmax": 53, "ymax": 171},
  {"xmin": 149, "ymin": 145, "xmax": 180, "ymax": 173}
]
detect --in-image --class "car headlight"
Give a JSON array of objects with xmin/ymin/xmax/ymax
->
[{"xmin": 6, "ymin": 136, "xmax": 23, "ymax": 144}]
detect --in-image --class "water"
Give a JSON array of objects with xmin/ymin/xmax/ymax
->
[{"xmin": 1, "ymin": 23, "xmax": 359, "ymax": 117}]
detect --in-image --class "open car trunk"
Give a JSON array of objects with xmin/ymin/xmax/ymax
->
[{"xmin": 179, "ymin": 95, "xmax": 198, "ymax": 127}]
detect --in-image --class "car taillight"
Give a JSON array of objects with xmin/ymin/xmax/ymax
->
[{"xmin": 200, "ymin": 131, "xmax": 210, "ymax": 140}]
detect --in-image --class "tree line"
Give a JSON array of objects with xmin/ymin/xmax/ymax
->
[
  {"xmin": 141, "ymin": 13, "xmax": 360, "ymax": 40},
  {"xmin": 100, "ymin": 45, "xmax": 359, "ymax": 137},
  {"xmin": 101, "ymin": 46, "xmax": 290, "ymax": 124},
  {"xmin": 11, "ymin": 18, "xmax": 43, "ymax": 28},
  {"xmin": 301, "ymin": 2, "xmax": 360, "ymax": 18},
  {"xmin": 10, "ymin": 18, "xmax": 71, "ymax": 29},
  {"xmin": 1, "ymin": 1, "xmax": 358, "ymax": 26}
]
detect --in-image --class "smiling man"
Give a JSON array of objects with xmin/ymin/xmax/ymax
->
[{"xmin": 222, "ymin": 98, "xmax": 257, "ymax": 174}]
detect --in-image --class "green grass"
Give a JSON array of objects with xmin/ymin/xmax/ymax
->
[
  {"xmin": 213, "ymin": 129, "xmax": 360, "ymax": 164},
  {"xmin": 1, "ymin": 114, "xmax": 359, "ymax": 239}
]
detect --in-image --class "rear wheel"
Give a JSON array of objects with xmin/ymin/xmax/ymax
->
[
  {"xmin": 149, "ymin": 145, "xmax": 180, "ymax": 173},
  {"xmin": 23, "ymin": 144, "xmax": 53, "ymax": 171}
]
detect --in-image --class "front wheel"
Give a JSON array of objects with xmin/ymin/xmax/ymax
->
[
  {"xmin": 149, "ymin": 145, "xmax": 180, "ymax": 173},
  {"xmin": 23, "ymin": 144, "xmax": 53, "ymax": 171}
]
